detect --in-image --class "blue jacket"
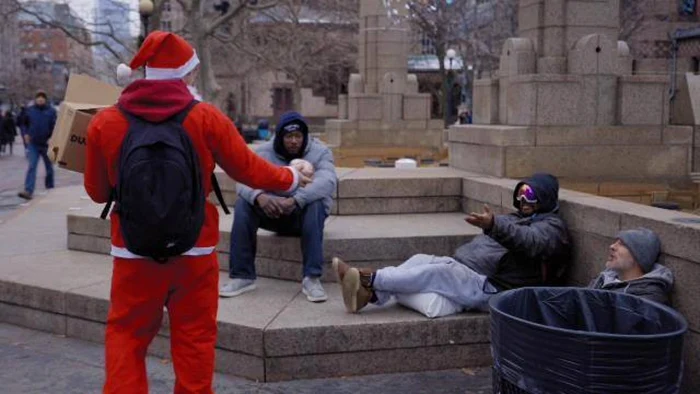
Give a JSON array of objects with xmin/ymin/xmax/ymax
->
[
  {"xmin": 27, "ymin": 104, "xmax": 57, "ymax": 146},
  {"xmin": 454, "ymin": 173, "xmax": 571, "ymax": 290},
  {"xmin": 238, "ymin": 112, "xmax": 337, "ymax": 215}
]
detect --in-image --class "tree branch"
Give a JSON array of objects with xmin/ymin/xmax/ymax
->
[
  {"xmin": 13, "ymin": 1, "xmax": 130, "ymax": 61},
  {"xmin": 205, "ymin": 0, "xmax": 279, "ymax": 36}
]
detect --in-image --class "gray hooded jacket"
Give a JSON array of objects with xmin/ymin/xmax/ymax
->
[
  {"xmin": 237, "ymin": 139, "xmax": 337, "ymax": 216},
  {"xmin": 588, "ymin": 264, "xmax": 674, "ymax": 306}
]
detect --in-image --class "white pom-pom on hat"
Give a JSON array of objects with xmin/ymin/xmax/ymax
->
[{"xmin": 116, "ymin": 63, "xmax": 132, "ymax": 80}]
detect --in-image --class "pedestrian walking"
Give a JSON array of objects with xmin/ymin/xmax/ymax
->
[
  {"xmin": 1, "ymin": 110, "xmax": 17, "ymax": 155},
  {"xmin": 16, "ymin": 105, "xmax": 29, "ymax": 151},
  {"xmin": 18, "ymin": 91, "xmax": 56, "ymax": 200}
]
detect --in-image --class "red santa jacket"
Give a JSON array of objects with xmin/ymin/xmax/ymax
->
[{"xmin": 85, "ymin": 79, "xmax": 298, "ymax": 258}]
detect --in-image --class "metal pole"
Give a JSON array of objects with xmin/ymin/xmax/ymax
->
[{"xmin": 447, "ymin": 58, "xmax": 453, "ymax": 127}]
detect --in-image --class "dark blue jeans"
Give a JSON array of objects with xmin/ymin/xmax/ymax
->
[
  {"xmin": 24, "ymin": 143, "xmax": 54, "ymax": 195},
  {"xmin": 229, "ymin": 198, "xmax": 327, "ymax": 280}
]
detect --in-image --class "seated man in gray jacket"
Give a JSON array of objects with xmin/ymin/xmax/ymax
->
[
  {"xmin": 589, "ymin": 228, "xmax": 673, "ymax": 305},
  {"xmin": 334, "ymin": 173, "xmax": 571, "ymax": 314},
  {"xmin": 220, "ymin": 111, "xmax": 337, "ymax": 302}
]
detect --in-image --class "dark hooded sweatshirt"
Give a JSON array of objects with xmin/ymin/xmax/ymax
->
[
  {"xmin": 454, "ymin": 173, "xmax": 571, "ymax": 290},
  {"xmin": 588, "ymin": 264, "xmax": 674, "ymax": 306}
]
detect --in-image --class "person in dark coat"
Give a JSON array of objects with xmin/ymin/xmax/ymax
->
[
  {"xmin": 16, "ymin": 105, "xmax": 29, "ymax": 150},
  {"xmin": 589, "ymin": 228, "xmax": 673, "ymax": 305},
  {"xmin": 1, "ymin": 110, "xmax": 17, "ymax": 155},
  {"xmin": 0, "ymin": 111, "xmax": 4, "ymax": 154},
  {"xmin": 18, "ymin": 91, "xmax": 57, "ymax": 200},
  {"xmin": 334, "ymin": 173, "xmax": 571, "ymax": 314}
]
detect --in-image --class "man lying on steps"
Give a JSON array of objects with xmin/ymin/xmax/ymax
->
[{"xmin": 333, "ymin": 173, "xmax": 571, "ymax": 315}]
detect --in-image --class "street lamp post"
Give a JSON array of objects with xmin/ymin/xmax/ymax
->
[
  {"xmin": 443, "ymin": 48, "xmax": 456, "ymax": 129},
  {"xmin": 138, "ymin": 0, "xmax": 155, "ymax": 47}
]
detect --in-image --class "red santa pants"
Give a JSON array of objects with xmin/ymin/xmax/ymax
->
[{"xmin": 103, "ymin": 254, "xmax": 219, "ymax": 394}]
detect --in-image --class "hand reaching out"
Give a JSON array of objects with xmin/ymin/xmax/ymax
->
[
  {"xmin": 290, "ymin": 160, "xmax": 313, "ymax": 188},
  {"xmin": 466, "ymin": 204, "xmax": 495, "ymax": 230}
]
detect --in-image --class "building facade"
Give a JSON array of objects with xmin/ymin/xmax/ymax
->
[
  {"xmin": 13, "ymin": 2, "xmax": 94, "ymax": 103},
  {"xmin": 0, "ymin": 2, "xmax": 21, "ymax": 107}
]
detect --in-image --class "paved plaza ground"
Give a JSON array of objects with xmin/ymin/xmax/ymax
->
[
  {"xmin": 0, "ymin": 141, "xmax": 82, "ymax": 223},
  {"xmin": 0, "ymin": 323, "xmax": 491, "ymax": 394}
]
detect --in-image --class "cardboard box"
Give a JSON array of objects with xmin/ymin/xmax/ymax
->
[{"xmin": 49, "ymin": 74, "xmax": 122, "ymax": 173}]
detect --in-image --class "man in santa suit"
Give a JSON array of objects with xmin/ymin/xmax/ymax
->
[{"xmin": 85, "ymin": 31, "xmax": 308, "ymax": 393}]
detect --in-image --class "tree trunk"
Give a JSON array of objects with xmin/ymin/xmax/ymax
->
[
  {"xmin": 437, "ymin": 50, "xmax": 449, "ymax": 129},
  {"xmin": 292, "ymin": 80, "xmax": 303, "ymax": 112},
  {"xmin": 189, "ymin": 8, "xmax": 222, "ymax": 103}
]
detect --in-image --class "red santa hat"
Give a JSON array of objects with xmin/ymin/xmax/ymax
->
[{"xmin": 116, "ymin": 31, "xmax": 199, "ymax": 80}]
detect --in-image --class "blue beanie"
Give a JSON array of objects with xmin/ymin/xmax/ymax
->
[{"xmin": 617, "ymin": 228, "xmax": 661, "ymax": 273}]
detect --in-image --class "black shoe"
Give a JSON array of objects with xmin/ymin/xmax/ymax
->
[{"xmin": 18, "ymin": 191, "xmax": 32, "ymax": 200}]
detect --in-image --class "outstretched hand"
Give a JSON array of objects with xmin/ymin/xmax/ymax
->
[{"xmin": 466, "ymin": 204, "xmax": 495, "ymax": 230}]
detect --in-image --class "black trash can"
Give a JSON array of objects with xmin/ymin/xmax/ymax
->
[{"xmin": 490, "ymin": 287, "xmax": 687, "ymax": 394}]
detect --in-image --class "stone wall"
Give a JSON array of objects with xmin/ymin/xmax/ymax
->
[
  {"xmin": 459, "ymin": 173, "xmax": 700, "ymax": 391},
  {"xmin": 449, "ymin": 124, "xmax": 694, "ymax": 183},
  {"xmin": 241, "ymin": 71, "xmax": 338, "ymax": 119}
]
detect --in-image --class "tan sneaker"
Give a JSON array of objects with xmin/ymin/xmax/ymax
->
[
  {"xmin": 341, "ymin": 267, "xmax": 374, "ymax": 313},
  {"xmin": 332, "ymin": 257, "xmax": 350, "ymax": 283}
]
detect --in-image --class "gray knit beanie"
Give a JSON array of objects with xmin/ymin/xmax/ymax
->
[{"xmin": 617, "ymin": 228, "xmax": 661, "ymax": 273}]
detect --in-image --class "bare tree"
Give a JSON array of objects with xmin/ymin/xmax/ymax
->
[
  {"xmin": 167, "ymin": 0, "xmax": 283, "ymax": 103},
  {"xmin": 219, "ymin": 0, "xmax": 358, "ymax": 111},
  {"xmin": 6, "ymin": 0, "xmax": 137, "ymax": 63},
  {"xmin": 456, "ymin": 0, "xmax": 517, "ymax": 77},
  {"xmin": 619, "ymin": 0, "xmax": 655, "ymax": 53},
  {"xmin": 384, "ymin": 0, "xmax": 470, "ymax": 125},
  {"xmin": 2, "ymin": 0, "xmax": 282, "ymax": 103}
]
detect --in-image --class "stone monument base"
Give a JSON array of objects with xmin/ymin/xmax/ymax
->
[
  {"xmin": 448, "ymin": 124, "xmax": 694, "ymax": 184},
  {"xmin": 325, "ymin": 119, "xmax": 445, "ymax": 148}
]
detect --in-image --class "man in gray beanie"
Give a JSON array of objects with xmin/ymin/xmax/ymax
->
[{"xmin": 589, "ymin": 228, "xmax": 673, "ymax": 305}]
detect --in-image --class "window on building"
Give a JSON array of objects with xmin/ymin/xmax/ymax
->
[
  {"xmin": 680, "ymin": 0, "xmax": 696, "ymax": 15},
  {"xmin": 420, "ymin": 32, "xmax": 436, "ymax": 55},
  {"xmin": 164, "ymin": 0, "xmax": 171, "ymax": 11},
  {"xmin": 161, "ymin": 20, "xmax": 172, "ymax": 31}
]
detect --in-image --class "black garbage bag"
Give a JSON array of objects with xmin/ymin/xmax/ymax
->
[{"xmin": 490, "ymin": 287, "xmax": 687, "ymax": 394}]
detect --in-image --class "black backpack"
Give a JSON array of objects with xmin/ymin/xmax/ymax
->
[{"xmin": 100, "ymin": 100, "xmax": 229, "ymax": 262}]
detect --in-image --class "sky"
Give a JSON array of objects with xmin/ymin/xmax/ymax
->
[{"xmin": 49, "ymin": 0, "xmax": 140, "ymax": 35}]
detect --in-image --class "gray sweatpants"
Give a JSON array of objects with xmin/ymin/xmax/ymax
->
[{"xmin": 373, "ymin": 254, "xmax": 497, "ymax": 311}]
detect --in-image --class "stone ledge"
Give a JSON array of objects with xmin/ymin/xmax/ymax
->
[
  {"xmin": 0, "ymin": 249, "xmax": 492, "ymax": 382},
  {"xmin": 215, "ymin": 167, "xmax": 468, "ymax": 214},
  {"xmin": 336, "ymin": 197, "xmax": 462, "ymax": 215},
  {"xmin": 68, "ymin": 210, "xmax": 479, "ymax": 265},
  {"xmin": 448, "ymin": 125, "xmax": 534, "ymax": 146}
]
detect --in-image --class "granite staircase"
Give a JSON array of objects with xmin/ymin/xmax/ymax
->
[{"xmin": 0, "ymin": 168, "xmax": 506, "ymax": 382}]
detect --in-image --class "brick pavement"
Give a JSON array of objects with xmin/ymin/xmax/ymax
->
[{"xmin": 0, "ymin": 141, "xmax": 83, "ymax": 222}]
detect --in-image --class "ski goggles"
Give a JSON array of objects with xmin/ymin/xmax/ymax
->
[{"xmin": 516, "ymin": 184, "xmax": 538, "ymax": 204}]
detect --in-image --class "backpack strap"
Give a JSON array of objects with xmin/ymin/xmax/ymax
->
[
  {"xmin": 172, "ymin": 100, "xmax": 199, "ymax": 124},
  {"xmin": 174, "ymin": 100, "xmax": 230, "ymax": 214},
  {"xmin": 100, "ymin": 189, "xmax": 115, "ymax": 220},
  {"xmin": 211, "ymin": 174, "xmax": 231, "ymax": 215}
]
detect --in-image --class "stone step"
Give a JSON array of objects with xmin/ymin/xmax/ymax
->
[
  {"xmin": 66, "ymin": 204, "xmax": 480, "ymax": 283},
  {"xmin": 213, "ymin": 167, "xmax": 466, "ymax": 215},
  {"xmin": 0, "ymin": 249, "xmax": 492, "ymax": 382}
]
